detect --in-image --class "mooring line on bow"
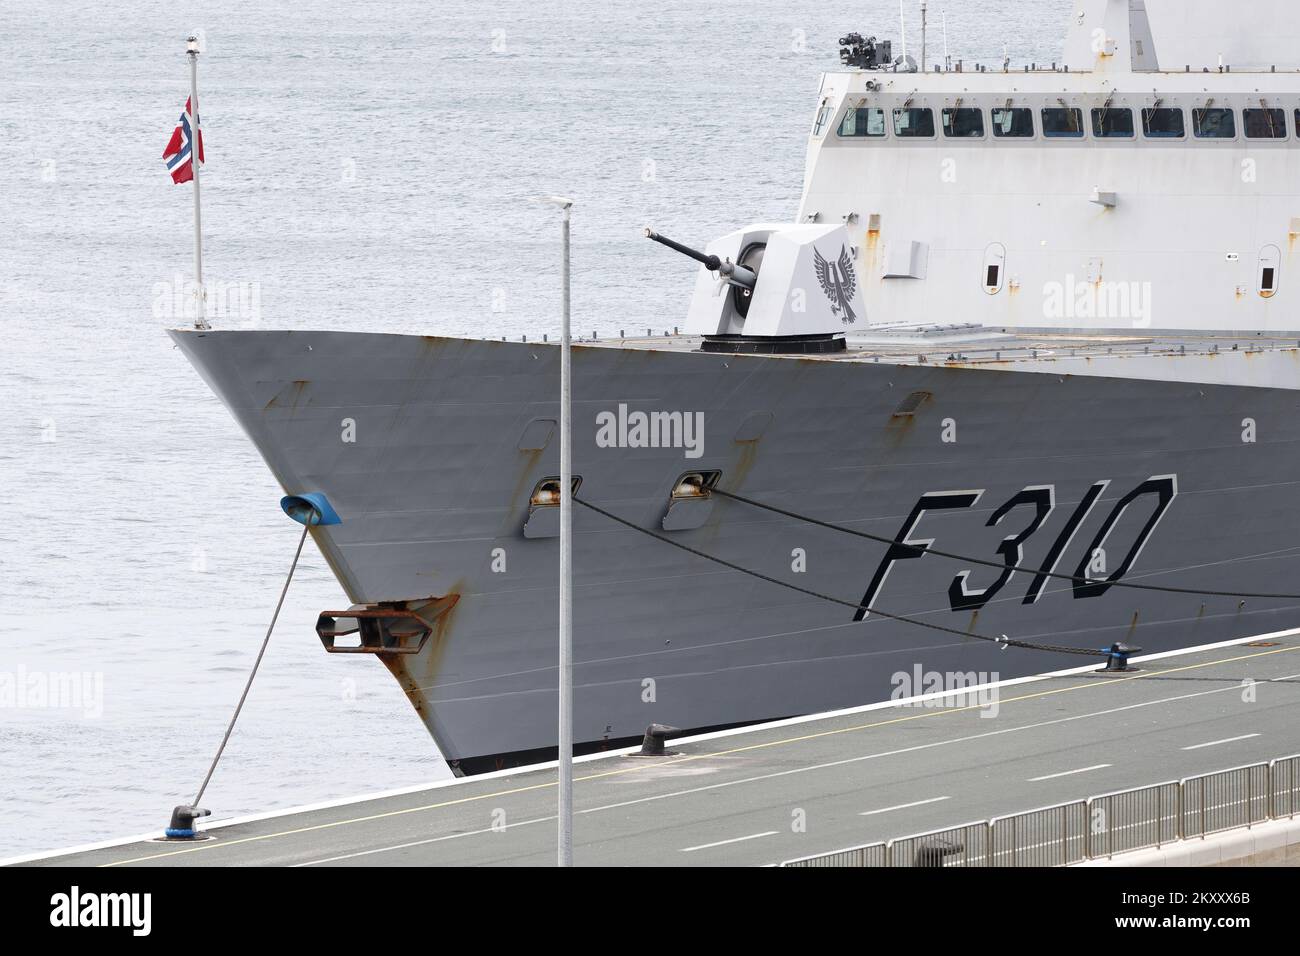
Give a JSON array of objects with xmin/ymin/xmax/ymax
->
[
  {"xmin": 711, "ymin": 487, "xmax": 1300, "ymax": 602},
  {"xmin": 573, "ymin": 495, "xmax": 1107, "ymax": 659},
  {"xmin": 163, "ymin": 496, "xmax": 329, "ymax": 841}
]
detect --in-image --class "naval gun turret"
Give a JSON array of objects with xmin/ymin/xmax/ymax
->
[
  {"xmin": 647, "ymin": 222, "xmax": 864, "ymax": 354},
  {"xmin": 645, "ymin": 228, "xmax": 763, "ymax": 319}
]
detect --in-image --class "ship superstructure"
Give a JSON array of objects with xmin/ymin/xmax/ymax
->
[{"xmin": 694, "ymin": 0, "xmax": 1300, "ymax": 342}]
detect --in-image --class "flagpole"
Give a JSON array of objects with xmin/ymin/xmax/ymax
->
[{"xmin": 186, "ymin": 35, "xmax": 209, "ymax": 331}]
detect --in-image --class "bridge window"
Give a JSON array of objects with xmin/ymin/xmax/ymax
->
[
  {"xmin": 1041, "ymin": 107, "xmax": 1084, "ymax": 138},
  {"xmin": 1091, "ymin": 107, "xmax": 1134, "ymax": 138},
  {"xmin": 893, "ymin": 108, "xmax": 935, "ymax": 137},
  {"xmin": 838, "ymin": 107, "xmax": 886, "ymax": 137},
  {"xmin": 991, "ymin": 108, "xmax": 1033, "ymax": 138},
  {"xmin": 1244, "ymin": 108, "xmax": 1286, "ymax": 139},
  {"xmin": 1142, "ymin": 107, "xmax": 1185, "ymax": 138},
  {"xmin": 942, "ymin": 107, "xmax": 984, "ymax": 137},
  {"xmin": 1193, "ymin": 107, "xmax": 1236, "ymax": 138}
]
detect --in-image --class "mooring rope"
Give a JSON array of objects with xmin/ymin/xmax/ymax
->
[
  {"xmin": 711, "ymin": 487, "xmax": 1300, "ymax": 602},
  {"xmin": 573, "ymin": 496, "xmax": 1106, "ymax": 657},
  {"xmin": 191, "ymin": 519, "xmax": 313, "ymax": 807}
]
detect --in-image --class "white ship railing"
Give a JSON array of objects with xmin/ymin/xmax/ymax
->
[{"xmin": 780, "ymin": 752, "xmax": 1300, "ymax": 867}]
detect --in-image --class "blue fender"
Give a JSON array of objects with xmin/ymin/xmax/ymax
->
[{"xmin": 280, "ymin": 492, "xmax": 342, "ymax": 526}]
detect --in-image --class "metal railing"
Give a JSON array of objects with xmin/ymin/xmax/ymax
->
[
  {"xmin": 1180, "ymin": 762, "xmax": 1270, "ymax": 839},
  {"xmin": 1087, "ymin": 781, "xmax": 1179, "ymax": 860},
  {"xmin": 780, "ymin": 753, "xmax": 1300, "ymax": 867},
  {"xmin": 889, "ymin": 821, "xmax": 991, "ymax": 867},
  {"xmin": 1273, "ymin": 755, "xmax": 1300, "ymax": 819},
  {"xmin": 782, "ymin": 841, "xmax": 887, "ymax": 868},
  {"xmin": 991, "ymin": 799, "xmax": 1088, "ymax": 866}
]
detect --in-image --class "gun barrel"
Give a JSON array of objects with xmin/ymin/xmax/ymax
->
[
  {"xmin": 718, "ymin": 259, "xmax": 758, "ymax": 291},
  {"xmin": 644, "ymin": 228, "xmax": 721, "ymax": 272}
]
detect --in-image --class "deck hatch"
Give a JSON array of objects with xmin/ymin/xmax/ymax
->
[
  {"xmin": 892, "ymin": 391, "xmax": 932, "ymax": 417},
  {"xmin": 982, "ymin": 244, "xmax": 1006, "ymax": 294},
  {"xmin": 517, "ymin": 418, "xmax": 556, "ymax": 451},
  {"xmin": 1259, "ymin": 246, "xmax": 1281, "ymax": 298}
]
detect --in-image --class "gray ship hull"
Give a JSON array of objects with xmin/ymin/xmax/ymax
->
[{"xmin": 171, "ymin": 328, "xmax": 1300, "ymax": 770}]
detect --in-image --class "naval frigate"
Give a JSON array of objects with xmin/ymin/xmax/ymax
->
[{"xmin": 172, "ymin": 1, "xmax": 1300, "ymax": 773}]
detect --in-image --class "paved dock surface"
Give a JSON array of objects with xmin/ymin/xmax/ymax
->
[{"xmin": 18, "ymin": 640, "xmax": 1300, "ymax": 867}]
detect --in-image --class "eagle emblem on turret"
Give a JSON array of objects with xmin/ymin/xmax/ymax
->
[{"xmin": 813, "ymin": 244, "xmax": 857, "ymax": 324}]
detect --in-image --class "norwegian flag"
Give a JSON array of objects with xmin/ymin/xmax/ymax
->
[{"xmin": 162, "ymin": 97, "xmax": 204, "ymax": 184}]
